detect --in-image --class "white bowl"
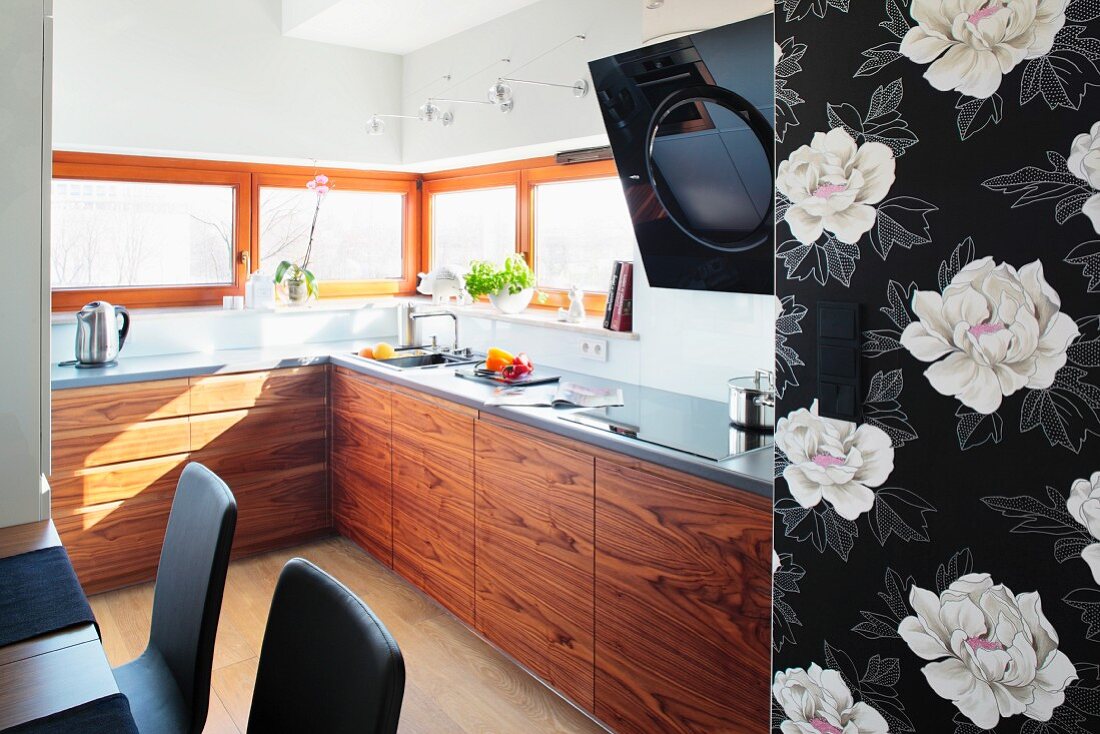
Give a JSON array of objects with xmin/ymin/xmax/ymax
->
[{"xmin": 488, "ymin": 287, "xmax": 534, "ymax": 314}]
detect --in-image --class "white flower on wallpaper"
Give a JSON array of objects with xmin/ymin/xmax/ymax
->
[
  {"xmin": 1067, "ymin": 471, "xmax": 1100, "ymax": 584},
  {"xmin": 775, "ymin": 128, "xmax": 897, "ymax": 245},
  {"xmin": 775, "ymin": 401, "xmax": 895, "ymax": 521},
  {"xmin": 1069, "ymin": 121, "xmax": 1100, "ymax": 234},
  {"xmin": 900, "ymin": 257, "xmax": 1080, "ymax": 414},
  {"xmin": 898, "ymin": 573, "xmax": 1078, "ymax": 729},
  {"xmin": 899, "ymin": 0, "xmax": 1069, "ymax": 99},
  {"xmin": 772, "ymin": 664, "xmax": 889, "ymax": 734}
]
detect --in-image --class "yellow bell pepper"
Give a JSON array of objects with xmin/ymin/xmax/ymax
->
[{"xmin": 486, "ymin": 347, "xmax": 515, "ymax": 373}]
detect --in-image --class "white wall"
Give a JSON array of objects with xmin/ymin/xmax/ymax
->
[
  {"xmin": 0, "ymin": 0, "xmax": 51, "ymax": 527},
  {"xmin": 400, "ymin": 0, "xmax": 640, "ymax": 165},
  {"xmin": 52, "ymin": 0, "xmax": 404, "ymax": 166}
]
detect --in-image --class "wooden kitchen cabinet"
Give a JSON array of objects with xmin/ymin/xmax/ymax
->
[
  {"xmin": 474, "ymin": 416, "xmax": 596, "ymax": 711},
  {"xmin": 50, "ymin": 367, "xmax": 331, "ymax": 593},
  {"xmin": 330, "ymin": 367, "xmax": 394, "ymax": 566},
  {"xmin": 390, "ymin": 389, "xmax": 476, "ymax": 626},
  {"xmin": 593, "ymin": 457, "xmax": 772, "ymax": 734}
]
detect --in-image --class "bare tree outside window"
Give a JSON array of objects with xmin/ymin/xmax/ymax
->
[
  {"xmin": 51, "ymin": 179, "xmax": 235, "ymax": 288},
  {"xmin": 431, "ymin": 187, "xmax": 516, "ymax": 269},
  {"xmin": 258, "ymin": 187, "xmax": 404, "ymax": 280}
]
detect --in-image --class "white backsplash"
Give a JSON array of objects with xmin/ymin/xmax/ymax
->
[{"xmin": 51, "ymin": 284, "xmax": 774, "ymax": 404}]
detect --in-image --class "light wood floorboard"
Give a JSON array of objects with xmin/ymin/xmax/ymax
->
[{"xmin": 89, "ymin": 536, "xmax": 607, "ymax": 734}]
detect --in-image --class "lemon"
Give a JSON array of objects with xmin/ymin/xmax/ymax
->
[{"xmin": 373, "ymin": 342, "xmax": 396, "ymax": 360}]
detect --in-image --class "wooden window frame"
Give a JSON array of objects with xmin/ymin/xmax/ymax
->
[
  {"xmin": 422, "ymin": 157, "xmax": 623, "ymax": 314},
  {"xmin": 51, "ymin": 152, "xmax": 421, "ymax": 310},
  {"xmin": 51, "ymin": 160, "xmax": 251, "ymax": 310},
  {"xmin": 252, "ymin": 173, "xmax": 420, "ymax": 298}
]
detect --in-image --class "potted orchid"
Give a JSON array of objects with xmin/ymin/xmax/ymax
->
[{"xmin": 275, "ymin": 174, "xmax": 331, "ymax": 304}]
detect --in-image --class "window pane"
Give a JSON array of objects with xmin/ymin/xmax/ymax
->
[
  {"xmin": 534, "ymin": 178, "xmax": 636, "ymax": 291},
  {"xmin": 259, "ymin": 188, "xmax": 404, "ymax": 280},
  {"xmin": 51, "ymin": 179, "xmax": 235, "ymax": 288},
  {"xmin": 431, "ymin": 187, "xmax": 516, "ymax": 268}
]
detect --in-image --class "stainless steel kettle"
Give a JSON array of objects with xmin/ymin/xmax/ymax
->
[{"xmin": 75, "ymin": 301, "xmax": 130, "ymax": 366}]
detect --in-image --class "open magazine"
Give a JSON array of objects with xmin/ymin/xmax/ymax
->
[{"xmin": 484, "ymin": 381, "xmax": 624, "ymax": 408}]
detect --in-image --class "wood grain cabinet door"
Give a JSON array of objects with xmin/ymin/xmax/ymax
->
[
  {"xmin": 594, "ymin": 458, "xmax": 772, "ymax": 734},
  {"xmin": 390, "ymin": 391, "xmax": 476, "ymax": 626},
  {"xmin": 330, "ymin": 368, "xmax": 394, "ymax": 567},
  {"xmin": 474, "ymin": 418, "xmax": 596, "ymax": 711}
]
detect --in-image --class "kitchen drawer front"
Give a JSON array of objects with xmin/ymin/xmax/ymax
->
[
  {"xmin": 51, "ymin": 417, "xmax": 191, "ymax": 472},
  {"xmin": 50, "ymin": 453, "xmax": 189, "ymax": 512},
  {"xmin": 391, "ymin": 390, "xmax": 475, "ymax": 460},
  {"xmin": 594, "ymin": 458, "xmax": 771, "ymax": 734},
  {"xmin": 391, "ymin": 443, "xmax": 475, "ymax": 626},
  {"xmin": 331, "ymin": 367, "xmax": 391, "ymax": 423},
  {"xmin": 189, "ymin": 403, "xmax": 327, "ymax": 453},
  {"xmin": 188, "ymin": 366, "xmax": 326, "ymax": 415},
  {"xmin": 56, "ymin": 497, "xmax": 174, "ymax": 594},
  {"xmin": 228, "ymin": 465, "xmax": 330, "ymax": 557},
  {"xmin": 331, "ymin": 417, "xmax": 392, "ymax": 566},
  {"xmin": 51, "ymin": 378, "xmax": 191, "ymax": 432},
  {"xmin": 474, "ymin": 419, "xmax": 596, "ymax": 710}
]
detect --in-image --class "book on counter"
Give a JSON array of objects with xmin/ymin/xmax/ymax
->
[
  {"xmin": 602, "ymin": 260, "xmax": 633, "ymax": 332},
  {"xmin": 609, "ymin": 261, "xmax": 633, "ymax": 332},
  {"xmin": 484, "ymin": 381, "xmax": 625, "ymax": 409}
]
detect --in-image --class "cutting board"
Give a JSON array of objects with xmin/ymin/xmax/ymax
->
[{"xmin": 454, "ymin": 369, "xmax": 561, "ymax": 387}]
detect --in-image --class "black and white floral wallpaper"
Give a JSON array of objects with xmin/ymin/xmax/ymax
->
[{"xmin": 771, "ymin": 1, "xmax": 1100, "ymax": 732}]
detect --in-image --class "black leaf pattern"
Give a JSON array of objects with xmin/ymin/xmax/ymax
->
[
  {"xmin": 1064, "ymin": 588, "xmax": 1100, "ymax": 641},
  {"xmin": 956, "ymin": 405, "xmax": 1005, "ymax": 450},
  {"xmin": 953, "ymin": 712, "xmax": 997, "ymax": 733},
  {"xmin": 776, "ymin": 499, "xmax": 859, "ymax": 560},
  {"xmin": 773, "ymin": 553, "xmax": 806, "ymax": 652},
  {"xmin": 982, "ymin": 151, "xmax": 1092, "ymax": 213},
  {"xmin": 852, "ymin": 567, "xmax": 912, "ymax": 640},
  {"xmin": 863, "ymin": 329, "xmax": 904, "ymax": 357},
  {"xmin": 1069, "ymin": 0, "xmax": 1100, "ymax": 23},
  {"xmin": 938, "ymin": 237, "xmax": 977, "ymax": 291},
  {"xmin": 1019, "ymin": 24, "xmax": 1100, "ymax": 111},
  {"xmin": 780, "ymin": 0, "xmax": 850, "ymax": 22},
  {"xmin": 776, "ymin": 295, "xmax": 808, "ymax": 399},
  {"xmin": 855, "ymin": 43, "xmax": 905, "ymax": 77},
  {"xmin": 869, "ymin": 488, "xmax": 935, "ymax": 545},
  {"xmin": 777, "ymin": 234, "xmax": 860, "ymax": 287},
  {"xmin": 982, "ymin": 484, "xmax": 1088, "ymax": 537},
  {"xmin": 1055, "ymin": 536, "xmax": 1092, "ymax": 563},
  {"xmin": 1069, "ymin": 316, "xmax": 1100, "ymax": 367},
  {"xmin": 776, "ymin": 37, "xmax": 808, "ymax": 144},
  {"xmin": 880, "ymin": 279, "xmax": 917, "ymax": 329},
  {"xmin": 822, "ymin": 642, "xmax": 915, "ymax": 732},
  {"xmin": 1066, "ymin": 241, "xmax": 1100, "ymax": 292},
  {"xmin": 864, "ymin": 369, "xmax": 919, "ymax": 446},
  {"xmin": 956, "ymin": 93, "xmax": 1003, "ymax": 141},
  {"xmin": 869, "ymin": 196, "xmax": 938, "ymax": 260},
  {"xmin": 827, "ymin": 79, "xmax": 918, "ymax": 156},
  {"xmin": 935, "ymin": 548, "xmax": 974, "ymax": 593},
  {"xmin": 1019, "ymin": 366, "xmax": 1100, "ymax": 453}
]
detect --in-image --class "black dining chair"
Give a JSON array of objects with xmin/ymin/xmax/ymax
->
[
  {"xmin": 113, "ymin": 462, "xmax": 237, "ymax": 734},
  {"xmin": 246, "ymin": 558, "xmax": 405, "ymax": 734}
]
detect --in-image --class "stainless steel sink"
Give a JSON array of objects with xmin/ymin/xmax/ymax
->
[{"xmin": 349, "ymin": 348, "xmax": 483, "ymax": 371}]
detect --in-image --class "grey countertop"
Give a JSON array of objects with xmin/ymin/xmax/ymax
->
[{"xmin": 52, "ymin": 342, "xmax": 772, "ymax": 498}]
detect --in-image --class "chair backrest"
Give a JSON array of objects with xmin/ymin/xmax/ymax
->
[
  {"xmin": 247, "ymin": 558, "xmax": 405, "ymax": 734},
  {"xmin": 148, "ymin": 462, "xmax": 237, "ymax": 734}
]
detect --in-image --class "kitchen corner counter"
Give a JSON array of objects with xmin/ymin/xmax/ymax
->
[{"xmin": 51, "ymin": 343, "xmax": 772, "ymax": 499}]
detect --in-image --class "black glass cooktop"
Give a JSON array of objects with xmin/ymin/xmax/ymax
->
[{"xmin": 559, "ymin": 386, "xmax": 772, "ymax": 462}]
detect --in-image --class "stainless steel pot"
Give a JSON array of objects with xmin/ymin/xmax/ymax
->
[{"xmin": 728, "ymin": 369, "xmax": 775, "ymax": 431}]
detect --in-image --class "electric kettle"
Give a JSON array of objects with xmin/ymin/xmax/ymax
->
[{"xmin": 75, "ymin": 301, "xmax": 130, "ymax": 367}]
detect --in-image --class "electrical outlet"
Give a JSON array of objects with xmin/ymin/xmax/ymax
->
[{"xmin": 579, "ymin": 337, "xmax": 608, "ymax": 362}]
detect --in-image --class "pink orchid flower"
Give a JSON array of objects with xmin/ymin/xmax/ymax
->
[{"xmin": 306, "ymin": 174, "xmax": 332, "ymax": 196}]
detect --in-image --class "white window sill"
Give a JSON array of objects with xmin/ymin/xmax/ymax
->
[{"xmin": 447, "ymin": 303, "xmax": 639, "ymax": 341}]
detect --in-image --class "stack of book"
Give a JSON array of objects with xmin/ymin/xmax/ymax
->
[{"xmin": 602, "ymin": 260, "xmax": 633, "ymax": 332}]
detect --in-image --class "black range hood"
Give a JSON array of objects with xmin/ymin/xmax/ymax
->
[{"xmin": 589, "ymin": 14, "xmax": 774, "ymax": 294}]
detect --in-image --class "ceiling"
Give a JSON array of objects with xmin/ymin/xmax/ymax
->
[{"xmin": 281, "ymin": 0, "xmax": 544, "ymax": 55}]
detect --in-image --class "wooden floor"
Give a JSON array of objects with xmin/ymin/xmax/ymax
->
[{"xmin": 89, "ymin": 536, "xmax": 608, "ymax": 734}]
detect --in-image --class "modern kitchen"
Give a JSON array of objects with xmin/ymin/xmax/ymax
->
[
  {"xmin": 1, "ymin": 1, "xmax": 775, "ymax": 733},
  {"xmin": 13, "ymin": 0, "xmax": 1096, "ymax": 731}
]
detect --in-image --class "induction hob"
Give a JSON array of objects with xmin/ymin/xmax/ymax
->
[{"xmin": 559, "ymin": 385, "xmax": 772, "ymax": 462}]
